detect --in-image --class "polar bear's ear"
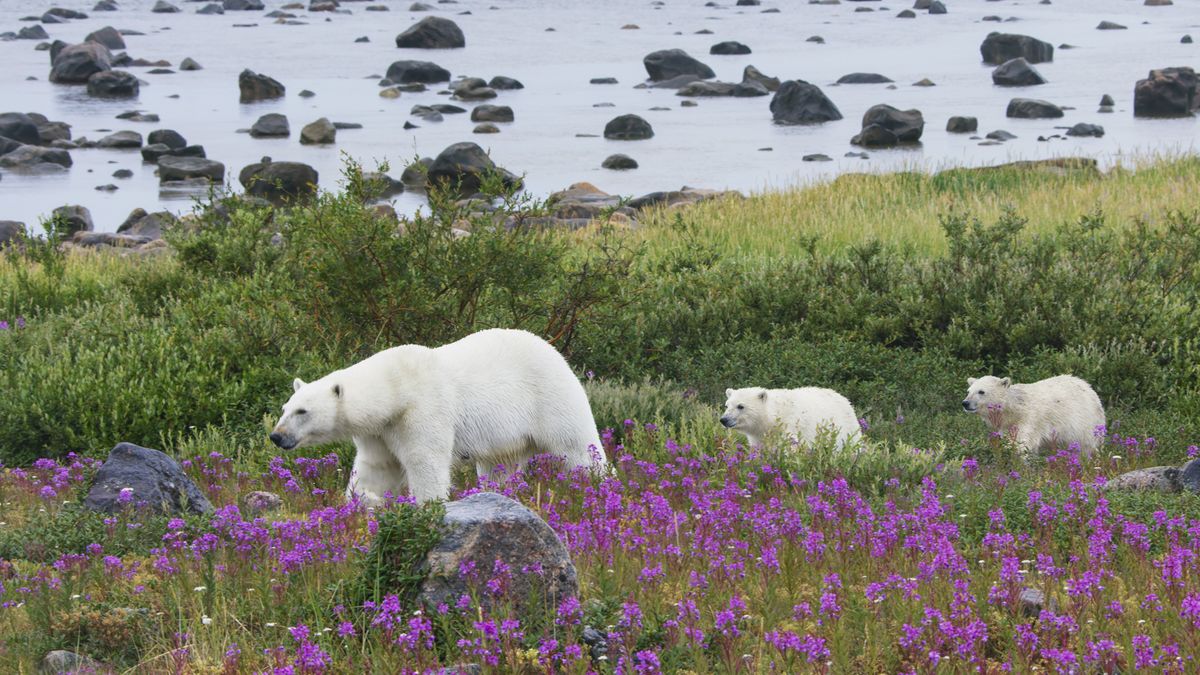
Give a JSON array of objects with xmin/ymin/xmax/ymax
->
[
  {"xmin": 1000, "ymin": 377, "xmax": 1011, "ymax": 387},
  {"xmin": 758, "ymin": 390, "xmax": 768, "ymax": 401},
  {"xmin": 725, "ymin": 388, "xmax": 733, "ymax": 399},
  {"xmin": 967, "ymin": 377, "xmax": 976, "ymax": 385},
  {"xmin": 332, "ymin": 384, "xmax": 342, "ymax": 398},
  {"xmin": 293, "ymin": 378, "xmax": 306, "ymax": 392}
]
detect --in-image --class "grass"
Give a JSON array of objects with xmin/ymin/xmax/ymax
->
[{"xmin": 636, "ymin": 154, "xmax": 1200, "ymax": 256}]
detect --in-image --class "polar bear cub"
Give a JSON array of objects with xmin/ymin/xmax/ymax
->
[
  {"xmin": 270, "ymin": 328, "xmax": 607, "ymax": 505},
  {"xmin": 961, "ymin": 374, "xmax": 1105, "ymax": 459},
  {"xmin": 720, "ymin": 386, "xmax": 861, "ymax": 450}
]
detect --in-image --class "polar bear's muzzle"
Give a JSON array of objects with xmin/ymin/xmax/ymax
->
[
  {"xmin": 719, "ymin": 416, "xmax": 736, "ymax": 428},
  {"xmin": 961, "ymin": 400, "xmax": 977, "ymax": 413},
  {"xmin": 270, "ymin": 431, "xmax": 299, "ymax": 450}
]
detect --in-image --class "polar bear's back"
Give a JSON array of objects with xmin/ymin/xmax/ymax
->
[
  {"xmin": 1013, "ymin": 374, "xmax": 1105, "ymax": 452},
  {"xmin": 768, "ymin": 386, "xmax": 859, "ymax": 448},
  {"xmin": 433, "ymin": 329, "xmax": 600, "ymax": 462}
]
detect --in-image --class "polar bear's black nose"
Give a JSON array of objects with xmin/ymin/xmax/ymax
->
[
  {"xmin": 269, "ymin": 432, "xmax": 285, "ymax": 447},
  {"xmin": 719, "ymin": 416, "xmax": 734, "ymax": 428},
  {"xmin": 961, "ymin": 400, "xmax": 972, "ymax": 411}
]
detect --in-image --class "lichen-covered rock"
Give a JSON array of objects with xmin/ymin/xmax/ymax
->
[
  {"xmin": 418, "ymin": 492, "xmax": 578, "ymax": 614},
  {"xmin": 1105, "ymin": 466, "xmax": 1181, "ymax": 492},
  {"xmin": 83, "ymin": 442, "xmax": 214, "ymax": 515}
]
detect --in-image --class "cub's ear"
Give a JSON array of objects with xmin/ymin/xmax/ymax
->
[
  {"xmin": 293, "ymin": 378, "xmax": 306, "ymax": 392},
  {"xmin": 725, "ymin": 388, "xmax": 733, "ymax": 399},
  {"xmin": 1000, "ymin": 377, "xmax": 1011, "ymax": 387},
  {"xmin": 758, "ymin": 390, "xmax": 768, "ymax": 401},
  {"xmin": 333, "ymin": 384, "xmax": 342, "ymax": 398},
  {"xmin": 967, "ymin": 377, "xmax": 977, "ymax": 385}
]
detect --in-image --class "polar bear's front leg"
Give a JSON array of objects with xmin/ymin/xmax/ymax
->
[
  {"xmin": 1014, "ymin": 429, "xmax": 1040, "ymax": 463},
  {"xmin": 346, "ymin": 435, "xmax": 408, "ymax": 507},
  {"xmin": 384, "ymin": 426, "xmax": 454, "ymax": 504}
]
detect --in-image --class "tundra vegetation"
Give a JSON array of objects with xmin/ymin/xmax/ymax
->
[{"xmin": 1, "ymin": 157, "xmax": 1199, "ymax": 672}]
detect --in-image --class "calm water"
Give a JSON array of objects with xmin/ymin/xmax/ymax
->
[{"xmin": 0, "ymin": 0, "xmax": 1197, "ymax": 232}]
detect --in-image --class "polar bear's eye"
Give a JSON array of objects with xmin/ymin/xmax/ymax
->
[
  {"xmin": 296, "ymin": 409, "xmax": 308, "ymax": 416},
  {"xmin": 736, "ymin": 404, "xmax": 744, "ymax": 410},
  {"xmin": 977, "ymin": 391, "xmax": 984, "ymax": 396}
]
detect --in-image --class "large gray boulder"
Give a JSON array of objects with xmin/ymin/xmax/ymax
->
[
  {"xmin": 992, "ymin": 58, "xmax": 1046, "ymax": 86},
  {"xmin": 770, "ymin": 80, "xmax": 842, "ymax": 124},
  {"xmin": 239, "ymin": 158, "xmax": 319, "ymax": 203},
  {"xmin": 148, "ymin": 129, "xmax": 187, "ymax": 149},
  {"xmin": 1006, "ymin": 98, "xmax": 1064, "ymax": 118},
  {"xmin": 980, "ymin": 32, "xmax": 1054, "ymax": 65},
  {"xmin": 51, "ymin": 205, "xmax": 93, "ymax": 236},
  {"xmin": 84, "ymin": 442, "xmax": 213, "ymax": 515},
  {"xmin": 97, "ymin": 130, "xmax": 143, "ymax": 148},
  {"xmin": 1133, "ymin": 67, "xmax": 1198, "ymax": 117},
  {"xmin": 643, "ymin": 49, "xmax": 715, "ymax": 82},
  {"xmin": 470, "ymin": 105, "xmax": 514, "ymax": 122},
  {"xmin": 1105, "ymin": 466, "xmax": 1181, "ymax": 492},
  {"xmin": 0, "ymin": 221, "xmax": 25, "ymax": 247},
  {"xmin": 386, "ymin": 60, "xmax": 451, "ymax": 84},
  {"xmin": 603, "ymin": 114, "xmax": 654, "ymax": 140},
  {"xmin": 395, "ymin": 16, "xmax": 465, "ymax": 48},
  {"xmin": 85, "ymin": 25, "xmax": 125, "ymax": 50},
  {"xmin": 426, "ymin": 142, "xmax": 520, "ymax": 195},
  {"xmin": 238, "ymin": 69, "xmax": 285, "ymax": 103},
  {"xmin": 0, "ymin": 145, "xmax": 73, "ymax": 169},
  {"xmin": 39, "ymin": 650, "xmax": 111, "ymax": 675},
  {"xmin": 249, "ymin": 113, "xmax": 290, "ymax": 138},
  {"xmin": 50, "ymin": 42, "xmax": 113, "ymax": 84},
  {"xmin": 158, "ymin": 155, "xmax": 225, "ymax": 183},
  {"xmin": 851, "ymin": 104, "xmax": 924, "ymax": 146},
  {"xmin": 418, "ymin": 492, "xmax": 578, "ymax": 615},
  {"xmin": 0, "ymin": 112, "xmax": 41, "ymax": 145},
  {"xmin": 117, "ymin": 208, "xmax": 176, "ymax": 238},
  {"xmin": 300, "ymin": 118, "xmax": 336, "ymax": 145}
]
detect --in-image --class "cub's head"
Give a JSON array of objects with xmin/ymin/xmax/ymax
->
[
  {"xmin": 962, "ymin": 376, "xmax": 1010, "ymax": 414},
  {"xmin": 720, "ymin": 387, "xmax": 769, "ymax": 436},
  {"xmin": 270, "ymin": 377, "xmax": 344, "ymax": 450}
]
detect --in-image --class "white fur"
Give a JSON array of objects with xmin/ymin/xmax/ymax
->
[
  {"xmin": 272, "ymin": 328, "xmax": 607, "ymax": 505},
  {"xmin": 962, "ymin": 374, "xmax": 1105, "ymax": 459},
  {"xmin": 720, "ymin": 386, "xmax": 860, "ymax": 450}
]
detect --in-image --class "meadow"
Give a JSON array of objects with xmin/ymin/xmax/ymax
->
[{"xmin": 1, "ymin": 156, "xmax": 1199, "ymax": 672}]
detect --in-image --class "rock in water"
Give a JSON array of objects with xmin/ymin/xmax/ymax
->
[
  {"xmin": 946, "ymin": 116, "xmax": 978, "ymax": 133},
  {"xmin": 992, "ymin": 58, "xmax": 1047, "ymax": 86},
  {"xmin": 300, "ymin": 117, "xmax": 336, "ymax": 144},
  {"xmin": 1006, "ymin": 98, "xmax": 1064, "ymax": 118},
  {"xmin": 710, "ymin": 41, "xmax": 751, "ymax": 55},
  {"xmin": 49, "ymin": 42, "xmax": 113, "ymax": 84},
  {"xmin": 86, "ymin": 70, "xmax": 139, "ymax": 98},
  {"xmin": 250, "ymin": 113, "xmax": 290, "ymax": 138},
  {"xmin": 851, "ymin": 104, "xmax": 924, "ymax": 146},
  {"xmin": 425, "ymin": 142, "xmax": 521, "ymax": 195},
  {"xmin": 769, "ymin": 80, "xmax": 842, "ymax": 124},
  {"xmin": 84, "ymin": 442, "xmax": 214, "ymax": 514},
  {"xmin": 395, "ymin": 16, "xmax": 465, "ymax": 48},
  {"xmin": 238, "ymin": 69, "xmax": 285, "ymax": 103},
  {"xmin": 603, "ymin": 114, "xmax": 654, "ymax": 140},
  {"xmin": 1133, "ymin": 67, "xmax": 1198, "ymax": 117},
  {"xmin": 85, "ymin": 26, "xmax": 125, "ymax": 50},
  {"xmin": 418, "ymin": 492, "xmax": 578, "ymax": 615},
  {"xmin": 980, "ymin": 32, "xmax": 1054, "ymax": 65},
  {"xmin": 51, "ymin": 205, "xmax": 93, "ymax": 235},
  {"xmin": 239, "ymin": 158, "xmax": 319, "ymax": 203},
  {"xmin": 385, "ymin": 60, "xmax": 451, "ymax": 84},
  {"xmin": 602, "ymin": 153, "xmax": 638, "ymax": 170},
  {"xmin": 0, "ymin": 112, "xmax": 42, "ymax": 145},
  {"xmin": 643, "ymin": 49, "xmax": 715, "ymax": 82},
  {"xmin": 470, "ymin": 105, "xmax": 514, "ymax": 122},
  {"xmin": 158, "ymin": 156, "xmax": 225, "ymax": 183}
]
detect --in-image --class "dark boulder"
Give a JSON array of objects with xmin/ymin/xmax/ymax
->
[
  {"xmin": 851, "ymin": 104, "xmax": 924, "ymax": 146},
  {"xmin": 151, "ymin": 1, "xmax": 180, "ymax": 12},
  {"xmin": 85, "ymin": 25, "xmax": 125, "ymax": 50},
  {"xmin": 1181, "ymin": 458, "xmax": 1200, "ymax": 493},
  {"xmin": 603, "ymin": 114, "xmax": 654, "ymax": 140},
  {"xmin": 386, "ymin": 60, "xmax": 451, "ymax": 84},
  {"xmin": 992, "ymin": 57, "xmax": 1046, "ymax": 86},
  {"xmin": 0, "ymin": 145, "xmax": 72, "ymax": 170},
  {"xmin": 425, "ymin": 142, "xmax": 520, "ymax": 195},
  {"xmin": 0, "ymin": 112, "xmax": 41, "ymax": 145},
  {"xmin": 677, "ymin": 81, "xmax": 737, "ymax": 97},
  {"xmin": 742, "ymin": 64, "xmax": 779, "ymax": 91},
  {"xmin": 148, "ymin": 129, "xmax": 186, "ymax": 149},
  {"xmin": 836, "ymin": 72, "xmax": 893, "ymax": 84},
  {"xmin": 238, "ymin": 69, "xmax": 285, "ymax": 103},
  {"xmin": 300, "ymin": 118, "xmax": 336, "ymax": 145},
  {"xmin": 239, "ymin": 158, "xmax": 319, "ymax": 203},
  {"xmin": 980, "ymin": 32, "xmax": 1054, "ymax": 65},
  {"xmin": 1133, "ymin": 67, "xmax": 1198, "ymax": 117},
  {"xmin": 1096, "ymin": 21, "xmax": 1126, "ymax": 30},
  {"xmin": 710, "ymin": 41, "xmax": 751, "ymax": 55},
  {"xmin": 488, "ymin": 76, "xmax": 523, "ymax": 90},
  {"xmin": 470, "ymin": 105, "xmax": 514, "ymax": 122},
  {"xmin": 49, "ymin": 206, "xmax": 92, "ymax": 236},
  {"xmin": 395, "ymin": 16, "xmax": 465, "ymax": 48},
  {"xmin": 946, "ymin": 115, "xmax": 978, "ymax": 132},
  {"xmin": 602, "ymin": 153, "xmax": 638, "ymax": 170},
  {"xmin": 117, "ymin": 208, "xmax": 176, "ymax": 238},
  {"xmin": 97, "ymin": 130, "xmax": 143, "ymax": 148},
  {"xmin": 224, "ymin": 0, "xmax": 266, "ymax": 8},
  {"xmin": 1006, "ymin": 97, "xmax": 1064, "ymax": 118},
  {"xmin": 84, "ymin": 442, "xmax": 213, "ymax": 514},
  {"xmin": 769, "ymin": 80, "xmax": 842, "ymax": 124},
  {"xmin": 643, "ymin": 49, "xmax": 715, "ymax": 82},
  {"xmin": 158, "ymin": 155, "xmax": 224, "ymax": 182},
  {"xmin": 1065, "ymin": 122, "xmax": 1104, "ymax": 137},
  {"xmin": 451, "ymin": 78, "xmax": 497, "ymax": 100},
  {"xmin": 18, "ymin": 25, "xmax": 51, "ymax": 40},
  {"xmin": 1105, "ymin": 466, "xmax": 1181, "ymax": 492},
  {"xmin": 87, "ymin": 70, "xmax": 139, "ymax": 98},
  {"xmin": 50, "ymin": 42, "xmax": 113, "ymax": 84},
  {"xmin": 0, "ymin": 221, "xmax": 25, "ymax": 247},
  {"xmin": 141, "ymin": 143, "xmax": 205, "ymax": 162},
  {"xmin": 249, "ymin": 113, "xmax": 290, "ymax": 138},
  {"xmin": 94, "ymin": 0, "xmax": 119, "ymax": 10},
  {"xmin": 417, "ymin": 493, "xmax": 578, "ymax": 616}
]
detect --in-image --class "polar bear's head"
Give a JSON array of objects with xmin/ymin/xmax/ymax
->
[
  {"xmin": 720, "ymin": 387, "xmax": 769, "ymax": 437},
  {"xmin": 270, "ymin": 377, "xmax": 345, "ymax": 450},
  {"xmin": 962, "ymin": 376, "xmax": 1010, "ymax": 414}
]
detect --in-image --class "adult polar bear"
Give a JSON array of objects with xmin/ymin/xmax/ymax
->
[
  {"xmin": 720, "ymin": 386, "xmax": 861, "ymax": 450},
  {"xmin": 962, "ymin": 374, "xmax": 1105, "ymax": 459},
  {"xmin": 270, "ymin": 329, "xmax": 607, "ymax": 505}
]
